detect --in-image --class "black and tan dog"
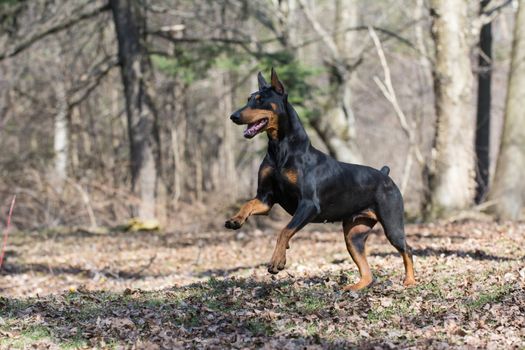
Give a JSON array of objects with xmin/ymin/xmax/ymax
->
[{"xmin": 225, "ymin": 68, "xmax": 415, "ymax": 290}]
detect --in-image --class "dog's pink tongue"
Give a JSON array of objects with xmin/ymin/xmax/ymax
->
[
  {"xmin": 243, "ymin": 120, "xmax": 266, "ymax": 138},
  {"xmin": 244, "ymin": 124, "xmax": 257, "ymax": 137}
]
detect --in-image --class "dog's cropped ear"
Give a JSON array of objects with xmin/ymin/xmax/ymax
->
[
  {"xmin": 270, "ymin": 67, "xmax": 285, "ymax": 95},
  {"xmin": 257, "ymin": 72, "xmax": 268, "ymax": 90}
]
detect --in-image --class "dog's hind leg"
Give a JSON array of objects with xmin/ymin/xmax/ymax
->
[
  {"xmin": 376, "ymin": 189, "xmax": 416, "ymax": 287},
  {"xmin": 342, "ymin": 212, "xmax": 377, "ymax": 291}
]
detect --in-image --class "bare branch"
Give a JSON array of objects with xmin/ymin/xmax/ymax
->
[
  {"xmin": 297, "ymin": 0, "xmax": 340, "ymax": 58},
  {"xmin": 143, "ymin": 3, "xmax": 194, "ymax": 18},
  {"xmin": 150, "ymin": 22, "xmax": 422, "ymax": 61},
  {"xmin": 291, "ymin": 24, "xmax": 419, "ymax": 54},
  {"xmin": 369, "ymin": 27, "xmax": 424, "ymax": 195},
  {"xmin": 472, "ymin": 0, "xmax": 513, "ymax": 39},
  {"xmin": 482, "ymin": 0, "xmax": 513, "ymax": 16},
  {"xmin": 69, "ymin": 56, "xmax": 119, "ymax": 108},
  {"xmin": 0, "ymin": 3, "xmax": 110, "ymax": 61},
  {"xmin": 150, "ymin": 31, "xmax": 252, "ymax": 45}
]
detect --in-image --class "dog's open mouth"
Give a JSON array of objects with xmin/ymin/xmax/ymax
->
[{"xmin": 243, "ymin": 118, "xmax": 268, "ymax": 138}]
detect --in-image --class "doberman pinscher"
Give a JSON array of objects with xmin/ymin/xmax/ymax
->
[{"xmin": 225, "ymin": 68, "xmax": 415, "ymax": 290}]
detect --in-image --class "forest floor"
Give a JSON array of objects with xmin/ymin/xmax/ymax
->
[{"xmin": 0, "ymin": 219, "xmax": 524, "ymax": 349}]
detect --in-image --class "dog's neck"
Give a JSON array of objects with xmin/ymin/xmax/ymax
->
[{"xmin": 267, "ymin": 101, "xmax": 310, "ymax": 165}]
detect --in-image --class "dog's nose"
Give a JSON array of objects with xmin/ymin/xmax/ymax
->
[{"xmin": 230, "ymin": 112, "xmax": 241, "ymax": 124}]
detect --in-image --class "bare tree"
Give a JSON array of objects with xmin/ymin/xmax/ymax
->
[
  {"xmin": 1, "ymin": 0, "xmax": 519, "ymax": 228},
  {"xmin": 110, "ymin": 0, "xmax": 160, "ymax": 221},
  {"xmin": 299, "ymin": 0, "xmax": 362, "ymax": 163},
  {"xmin": 475, "ymin": 0, "xmax": 493, "ymax": 203},
  {"xmin": 488, "ymin": 1, "xmax": 525, "ymax": 220},
  {"xmin": 52, "ymin": 80, "xmax": 69, "ymax": 192},
  {"xmin": 369, "ymin": 27, "xmax": 424, "ymax": 197},
  {"xmin": 427, "ymin": 0, "xmax": 475, "ymax": 218}
]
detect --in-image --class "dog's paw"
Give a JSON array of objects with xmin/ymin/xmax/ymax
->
[
  {"xmin": 267, "ymin": 256, "xmax": 286, "ymax": 274},
  {"xmin": 403, "ymin": 277, "xmax": 416, "ymax": 287},
  {"xmin": 225, "ymin": 218, "xmax": 242, "ymax": 230},
  {"xmin": 343, "ymin": 278, "xmax": 373, "ymax": 291}
]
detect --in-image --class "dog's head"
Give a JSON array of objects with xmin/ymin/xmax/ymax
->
[{"xmin": 230, "ymin": 68, "xmax": 287, "ymax": 139}]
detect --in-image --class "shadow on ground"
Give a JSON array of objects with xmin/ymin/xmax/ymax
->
[
  {"xmin": 0, "ymin": 261, "xmax": 163, "ymax": 280},
  {"xmin": 5, "ymin": 275, "xmax": 519, "ymax": 349},
  {"xmin": 371, "ymin": 247, "xmax": 518, "ymax": 261},
  {"xmin": 0, "ymin": 278, "xmax": 365, "ymax": 348}
]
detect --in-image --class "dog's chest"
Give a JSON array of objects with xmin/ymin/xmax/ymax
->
[{"xmin": 273, "ymin": 167, "xmax": 300, "ymax": 214}]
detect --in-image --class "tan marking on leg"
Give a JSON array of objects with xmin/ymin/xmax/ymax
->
[
  {"xmin": 343, "ymin": 216, "xmax": 376, "ymax": 291},
  {"xmin": 401, "ymin": 251, "xmax": 416, "ymax": 287},
  {"xmin": 268, "ymin": 227, "xmax": 296, "ymax": 273},
  {"xmin": 353, "ymin": 209, "xmax": 377, "ymax": 221},
  {"xmin": 227, "ymin": 198, "xmax": 270, "ymax": 227},
  {"xmin": 260, "ymin": 165, "xmax": 273, "ymax": 180},
  {"xmin": 283, "ymin": 169, "xmax": 298, "ymax": 184}
]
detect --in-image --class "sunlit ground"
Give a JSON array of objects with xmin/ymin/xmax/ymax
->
[{"xmin": 1, "ymin": 221, "xmax": 524, "ymax": 348}]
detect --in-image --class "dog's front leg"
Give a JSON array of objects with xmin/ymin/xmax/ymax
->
[
  {"xmin": 225, "ymin": 198, "xmax": 271, "ymax": 230},
  {"xmin": 268, "ymin": 201, "xmax": 319, "ymax": 274}
]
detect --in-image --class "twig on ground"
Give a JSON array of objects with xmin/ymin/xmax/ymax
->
[
  {"xmin": 0, "ymin": 195, "xmax": 17, "ymax": 270},
  {"xmin": 133, "ymin": 254, "xmax": 158, "ymax": 277}
]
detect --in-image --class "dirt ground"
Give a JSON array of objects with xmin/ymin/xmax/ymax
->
[{"xmin": 1, "ymin": 220, "xmax": 524, "ymax": 349}]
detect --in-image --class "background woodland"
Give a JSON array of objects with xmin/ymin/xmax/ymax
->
[{"xmin": 0, "ymin": 0, "xmax": 524, "ymax": 230}]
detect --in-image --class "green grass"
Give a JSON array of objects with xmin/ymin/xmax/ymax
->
[
  {"xmin": 61, "ymin": 337, "xmax": 89, "ymax": 350},
  {"xmin": 298, "ymin": 292, "xmax": 329, "ymax": 314},
  {"xmin": 0, "ymin": 297, "xmax": 33, "ymax": 317},
  {"xmin": 0, "ymin": 325, "xmax": 52, "ymax": 349},
  {"xmin": 246, "ymin": 320, "xmax": 274, "ymax": 336},
  {"xmin": 466, "ymin": 284, "xmax": 513, "ymax": 310},
  {"xmin": 0, "ymin": 276, "xmax": 522, "ymax": 349}
]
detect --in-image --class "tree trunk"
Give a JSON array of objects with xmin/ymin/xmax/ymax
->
[
  {"xmin": 310, "ymin": 95, "xmax": 361, "ymax": 164},
  {"xmin": 194, "ymin": 136, "xmax": 203, "ymax": 202},
  {"xmin": 219, "ymin": 71, "xmax": 236, "ymax": 197},
  {"xmin": 475, "ymin": 0, "xmax": 492, "ymax": 203},
  {"xmin": 171, "ymin": 79, "xmax": 187, "ymax": 206},
  {"xmin": 53, "ymin": 81, "xmax": 68, "ymax": 192},
  {"xmin": 327, "ymin": 0, "xmax": 361, "ymax": 163},
  {"xmin": 488, "ymin": 2, "xmax": 525, "ymax": 220},
  {"xmin": 427, "ymin": 0, "xmax": 475, "ymax": 218},
  {"xmin": 110, "ymin": 0, "xmax": 159, "ymax": 220},
  {"xmin": 297, "ymin": 0, "xmax": 361, "ymax": 163}
]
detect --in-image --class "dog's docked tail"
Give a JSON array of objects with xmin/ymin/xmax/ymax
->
[{"xmin": 380, "ymin": 166, "xmax": 390, "ymax": 176}]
